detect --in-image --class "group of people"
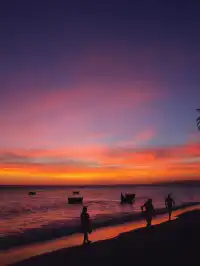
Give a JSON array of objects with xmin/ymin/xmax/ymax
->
[
  {"xmin": 80, "ymin": 194, "xmax": 175, "ymax": 244},
  {"xmin": 141, "ymin": 194, "xmax": 175, "ymax": 228}
]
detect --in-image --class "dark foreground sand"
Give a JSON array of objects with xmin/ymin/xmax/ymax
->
[{"xmin": 14, "ymin": 210, "xmax": 200, "ymax": 266}]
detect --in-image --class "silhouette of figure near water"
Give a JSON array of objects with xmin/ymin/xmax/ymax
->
[
  {"xmin": 165, "ymin": 194, "xmax": 175, "ymax": 221},
  {"xmin": 81, "ymin": 206, "xmax": 92, "ymax": 244},
  {"xmin": 121, "ymin": 193, "xmax": 124, "ymax": 202},
  {"xmin": 141, "ymin": 199, "xmax": 155, "ymax": 228}
]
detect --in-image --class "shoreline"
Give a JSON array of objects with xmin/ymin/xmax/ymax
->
[
  {"xmin": 1, "ymin": 201, "xmax": 199, "ymax": 252},
  {"xmin": 0, "ymin": 203, "xmax": 199, "ymax": 266},
  {"xmin": 13, "ymin": 207, "xmax": 200, "ymax": 266}
]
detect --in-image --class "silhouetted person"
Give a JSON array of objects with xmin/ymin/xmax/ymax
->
[
  {"xmin": 81, "ymin": 206, "xmax": 91, "ymax": 244},
  {"xmin": 165, "ymin": 194, "xmax": 175, "ymax": 221},
  {"xmin": 141, "ymin": 199, "xmax": 155, "ymax": 228},
  {"xmin": 121, "ymin": 193, "xmax": 124, "ymax": 203}
]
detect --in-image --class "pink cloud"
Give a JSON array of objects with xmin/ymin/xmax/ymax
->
[
  {"xmin": 0, "ymin": 80, "xmax": 164, "ymax": 149},
  {"xmin": 0, "ymin": 138, "xmax": 200, "ymax": 168},
  {"xmin": 0, "ymin": 40, "xmax": 168, "ymax": 150},
  {"xmin": 116, "ymin": 129, "xmax": 156, "ymax": 148}
]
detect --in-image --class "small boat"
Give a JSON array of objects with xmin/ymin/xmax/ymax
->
[
  {"xmin": 68, "ymin": 197, "xmax": 83, "ymax": 204},
  {"xmin": 73, "ymin": 191, "xmax": 80, "ymax": 195},
  {"xmin": 29, "ymin": 192, "xmax": 36, "ymax": 196},
  {"xmin": 121, "ymin": 193, "xmax": 135, "ymax": 204}
]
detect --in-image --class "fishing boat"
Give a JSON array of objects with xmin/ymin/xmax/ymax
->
[
  {"xmin": 120, "ymin": 193, "xmax": 135, "ymax": 204},
  {"xmin": 68, "ymin": 196, "xmax": 83, "ymax": 204},
  {"xmin": 68, "ymin": 191, "xmax": 83, "ymax": 204},
  {"xmin": 29, "ymin": 191, "xmax": 36, "ymax": 196},
  {"xmin": 73, "ymin": 191, "xmax": 80, "ymax": 195}
]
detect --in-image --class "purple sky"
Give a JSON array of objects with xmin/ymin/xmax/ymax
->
[{"xmin": 0, "ymin": 0, "xmax": 200, "ymax": 184}]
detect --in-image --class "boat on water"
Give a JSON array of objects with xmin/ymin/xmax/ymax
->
[
  {"xmin": 68, "ymin": 196, "xmax": 83, "ymax": 204},
  {"xmin": 68, "ymin": 191, "xmax": 83, "ymax": 204},
  {"xmin": 29, "ymin": 192, "xmax": 36, "ymax": 196},
  {"xmin": 73, "ymin": 191, "xmax": 80, "ymax": 195},
  {"xmin": 120, "ymin": 193, "xmax": 135, "ymax": 204}
]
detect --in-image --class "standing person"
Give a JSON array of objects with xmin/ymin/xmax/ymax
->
[
  {"xmin": 165, "ymin": 194, "xmax": 175, "ymax": 221},
  {"xmin": 121, "ymin": 193, "xmax": 125, "ymax": 204},
  {"xmin": 80, "ymin": 206, "xmax": 92, "ymax": 244},
  {"xmin": 141, "ymin": 199, "xmax": 155, "ymax": 228}
]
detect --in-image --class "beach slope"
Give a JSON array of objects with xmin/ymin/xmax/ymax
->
[{"xmin": 14, "ymin": 210, "xmax": 200, "ymax": 266}]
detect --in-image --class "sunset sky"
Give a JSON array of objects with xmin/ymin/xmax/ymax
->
[{"xmin": 1, "ymin": 0, "xmax": 200, "ymax": 185}]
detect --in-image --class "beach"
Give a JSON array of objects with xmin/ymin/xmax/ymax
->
[{"xmin": 6, "ymin": 205, "xmax": 200, "ymax": 266}]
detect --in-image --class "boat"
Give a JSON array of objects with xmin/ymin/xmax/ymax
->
[
  {"xmin": 121, "ymin": 193, "xmax": 135, "ymax": 204},
  {"xmin": 68, "ymin": 197, "xmax": 83, "ymax": 204},
  {"xmin": 29, "ymin": 192, "xmax": 36, "ymax": 196},
  {"xmin": 73, "ymin": 191, "xmax": 80, "ymax": 195}
]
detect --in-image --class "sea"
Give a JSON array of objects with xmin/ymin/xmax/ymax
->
[{"xmin": 0, "ymin": 184, "xmax": 200, "ymax": 250}]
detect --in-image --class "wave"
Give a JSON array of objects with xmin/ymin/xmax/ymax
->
[
  {"xmin": 0, "ymin": 199, "xmax": 124, "ymax": 219},
  {"xmin": 0, "ymin": 202, "xmax": 199, "ymax": 251},
  {"xmin": 0, "ymin": 202, "xmax": 70, "ymax": 219}
]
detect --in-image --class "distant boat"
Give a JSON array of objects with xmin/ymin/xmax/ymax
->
[
  {"xmin": 68, "ymin": 197, "xmax": 83, "ymax": 204},
  {"xmin": 121, "ymin": 193, "xmax": 135, "ymax": 204},
  {"xmin": 29, "ymin": 192, "xmax": 36, "ymax": 196},
  {"xmin": 73, "ymin": 191, "xmax": 80, "ymax": 195}
]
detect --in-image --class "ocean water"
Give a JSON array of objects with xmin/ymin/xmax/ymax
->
[{"xmin": 0, "ymin": 185, "xmax": 199, "ymax": 250}]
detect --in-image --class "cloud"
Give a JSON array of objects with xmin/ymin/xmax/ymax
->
[
  {"xmin": 0, "ymin": 152, "xmax": 32, "ymax": 164},
  {"xmin": 105, "ymin": 141, "xmax": 200, "ymax": 166},
  {"xmin": 115, "ymin": 129, "xmax": 156, "ymax": 148},
  {"xmin": 0, "ymin": 41, "xmax": 167, "ymax": 151},
  {"xmin": 0, "ymin": 80, "xmax": 164, "ymax": 149},
  {"xmin": 0, "ymin": 139, "xmax": 200, "ymax": 184}
]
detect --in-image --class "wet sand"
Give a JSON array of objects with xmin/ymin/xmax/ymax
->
[{"xmin": 11, "ymin": 206, "xmax": 200, "ymax": 266}]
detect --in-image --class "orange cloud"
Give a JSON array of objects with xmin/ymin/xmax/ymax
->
[{"xmin": 0, "ymin": 139, "xmax": 200, "ymax": 185}]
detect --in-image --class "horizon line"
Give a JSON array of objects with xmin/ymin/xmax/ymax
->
[{"xmin": 1, "ymin": 180, "xmax": 200, "ymax": 188}]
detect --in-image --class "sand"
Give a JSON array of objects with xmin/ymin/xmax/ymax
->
[{"xmin": 13, "ymin": 209, "xmax": 200, "ymax": 266}]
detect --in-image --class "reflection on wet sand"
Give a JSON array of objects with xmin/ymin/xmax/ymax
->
[{"xmin": 0, "ymin": 204, "xmax": 199, "ymax": 266}]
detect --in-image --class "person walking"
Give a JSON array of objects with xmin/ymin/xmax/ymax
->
[
  {"xmin": 165, "ymin": 194, "xmax": 175, "ymax": 221},
  {"xmin": 141, "ymin": 199, "xmax": 155, "ymax": 228},
  {"xmin": 80, "ymin": 206, "xmax": 92, "ymax": 244}
]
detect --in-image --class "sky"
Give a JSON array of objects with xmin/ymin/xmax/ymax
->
[{"xmin": 0, "ymin": 0, "xmax": 200, "ymax": 185}]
